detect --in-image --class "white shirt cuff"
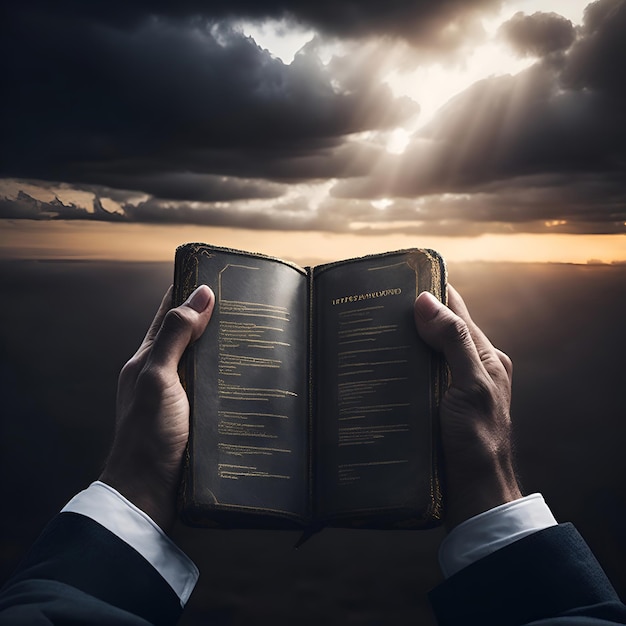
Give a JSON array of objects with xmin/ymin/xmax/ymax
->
[
  {"xmin": 439, "ymin": 493, "xmax": 558, "ymax": 578},
  {"xmin": 61, "ymin": 481, "xmax": 199, "ymax": 607}
]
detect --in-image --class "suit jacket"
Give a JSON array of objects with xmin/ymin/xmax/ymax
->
[
  {"xmin": 429, "ymin": 522, "xmax": 626, "ymax": 626},
  {"xmin": 1, "ymin": 515, "xmax": 625, "ymax": 625},
  {"xmin": 0, "ymin": 512, "xmax": 181, "ymax": 625}
]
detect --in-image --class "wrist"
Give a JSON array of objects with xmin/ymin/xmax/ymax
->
[
  {"xmin": 99, "ymin": 469, "xmax": 178, "ymax": 533},
  {"xmin": 444, "ymin": 460, "xmax": 522, "ymax": 531}
]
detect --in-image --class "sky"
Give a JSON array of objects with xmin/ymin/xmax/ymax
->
[{"xmin": 1, "ymin": 0, "xmax": 625, "ymax": 264}]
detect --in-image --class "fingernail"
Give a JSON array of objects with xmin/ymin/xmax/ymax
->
[
  {"xmin": 415, "ymin": 291, "xmax": 441, "ymax": 322},
  {"xmin": 184, "ymin": 285, "xmax": 213, "ymax": 312}
]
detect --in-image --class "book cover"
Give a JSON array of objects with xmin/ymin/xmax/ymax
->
[{"xmin": 174, "ymin": 243, "xmax": 447, "ymax": 530}]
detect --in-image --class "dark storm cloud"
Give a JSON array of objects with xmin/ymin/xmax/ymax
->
[
  {"xmin": 123, "ymin": 196, "xmax": 323, "ymax": 230},
  {"xmin": 0, "ymin": 14, "xmax": 416, "ymax": 192},
  {"xmin": 71, "ymin": 125, "xmax": 388, "ymax": 186},
  {"xmin": 9, "ymin": 0, "xmax": 499, "ymax": 45},
  {"xmin": 0, "ymin": 188, "xmax": 326, "ymax": 230},
  {"xmin": 562, "ymin": 0, "xmax": 626, "ymax": 99},
  {"xmin": 1, "ymin": 0, "xmax": 493, "ymax": 199},
  {"xmin": 319, "ymin": 172, "xmax": 626, "ymax": 236},
  {"xmin": 498, "ymin": 11, "xmax": 575, "ymax": 57},
  {"xmin": 0, "ymin": 192, "xmax": 93, "ymax": 221},
  {"xmin": 84, "ymin": 172, "xmax": 286, "ymax": 202}
]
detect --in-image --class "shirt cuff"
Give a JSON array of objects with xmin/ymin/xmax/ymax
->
[
  {"xmin": 438, "ymin": 493, "xmax": 558, "ymax": 578},
  {"xmin": 61, "ymin": 481, "xmax": 199, "ymax": 607}
]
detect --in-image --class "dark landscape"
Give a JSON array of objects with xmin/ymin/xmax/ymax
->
[{"xmin": 1, "ymin": 259, "xmax": 625, "ymax": 625}]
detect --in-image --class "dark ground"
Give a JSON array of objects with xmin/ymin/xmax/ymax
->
[{"xmin": 0, "ymin": 259, "xmax": 625, "ymax": 625}]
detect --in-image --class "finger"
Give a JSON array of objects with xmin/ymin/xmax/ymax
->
[
  {"xmin": 414, "ymin": 290, "xmax": 486, "ymax": 388},
  {"xmin": 139, "ymin": 285, "xmax": 175, "ymax": 352},
  {"xmin": 148, "ymin": 285, "xmax": 215, "ymax": 371},
  {"xmin": 446, "ymin": 285, "xmax": 496, "ymax": 359},
  {"xmin": 447, "ymin": 285, "xmax": 513, "ymax": 379},
  {"xmin": 495, "ymin": 348, "xmax": 513, "ymax": 382}
]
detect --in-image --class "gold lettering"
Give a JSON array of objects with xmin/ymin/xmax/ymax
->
[{"xmin": 332, "ymin": 287, "xmax": 402, "ymax": 306}]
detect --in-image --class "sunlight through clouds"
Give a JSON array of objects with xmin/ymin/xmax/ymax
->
[
  {"xmin": 237, "ymin": 19, "xmax": 314, "ymax": 64},
  {"xmin": 385, "ymin": 128, "xmax": 411, "ymax": 154},
  {"xmin": 384, "ymin": 40, "xmax": 535, "ymax": 130},
  {"xmin": 2, "ymin": 0, "xmax": 625, "ymax": 262}
]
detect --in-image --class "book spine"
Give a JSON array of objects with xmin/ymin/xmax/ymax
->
[
  {"xmin": 307, "ymin": 267, "xmax": 315, "ymax": 522},
  {"xmin": 173, "ymin": 244, "xmax": 200, "ymax": 518}
]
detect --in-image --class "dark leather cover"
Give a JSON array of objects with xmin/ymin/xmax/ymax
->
[{"xmin": 174, "ymin": 244, "xmax": 446, "ymax": 530}]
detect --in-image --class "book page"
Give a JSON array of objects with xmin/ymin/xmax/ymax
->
[
  {"xmin": 313, "ymin": 251, "xmax": 440, "ymax": 522},
  {"xmin": 187, "ymin": 249, "xmax": 309, "ymax": 522}
]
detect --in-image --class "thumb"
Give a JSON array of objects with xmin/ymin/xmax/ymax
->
[
  {"xmin": 414, "ymin": 290, "xmax": 482, "ymax": 388},
  {"xmin": 148, "ymin": 285, "xmax": 215, "ymax": 371}
]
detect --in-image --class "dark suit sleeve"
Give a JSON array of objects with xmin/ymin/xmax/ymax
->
[
  {"xmin": 429, "ymin": 523, "xmax": 626, "ymax": 626},
  {"xmin": 0, "ymin": 512, "xmax": 183, "ymax": 626}
]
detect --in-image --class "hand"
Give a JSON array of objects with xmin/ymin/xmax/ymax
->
[
  {"xmin": 100, "ymin": 284, "xmax": 215, "ymax": 533},
  {"xmin": 414, "ymin": 285, "xmax": 522, "ymax": 530}
]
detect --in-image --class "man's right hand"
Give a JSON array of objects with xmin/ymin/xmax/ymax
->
[
  {"xmin": 414, "ymin": 285, "xmax": 522, "ymax": 530},
  {"xmin": 100, "ymin": 284, "xmax": 215, "ymax": 533}
]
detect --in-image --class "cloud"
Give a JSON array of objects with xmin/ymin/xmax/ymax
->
[
  {"xmin": 10, "ymin": 0, "xmax": 500, "ymax": 46},
  {"xmin": 0, "ymin": 191, "xmax": 96, "ymax": 221},
  {"xmin": 2, "ymin": 0, "xmax": 626, "ymax": 237},
  {"xmin": 84, "ymin": 172, "xmax": 287, "ymax": 202},
  {"xmin": 562, "ymin": 0, "xmax": 626, "ymax": 99},
  {"xmin": 1, "ymin": 17, "xmax": 416, "ymax": 187},
  {"xmin": 9, "ymin": 169, "xmax": 624, "ymax": 238},
  {"xmin": 498, "ymin": 11, "xmax": 575, "ymax": 57}
]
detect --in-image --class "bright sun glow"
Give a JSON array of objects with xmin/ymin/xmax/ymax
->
[
  {"xmin": 371, "ymin": 198, "xmax": 393, "ymax": 210},
  {"xmin": 385, "ymin": 128, "xmax": 411, "ymax": 154},
  {"xmin": 385, "ymin": 40, "xmax": 534, "ymax": 131}
]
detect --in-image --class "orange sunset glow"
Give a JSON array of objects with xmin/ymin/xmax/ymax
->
[{"xmin": 1, "ymin": 220, "xmax": 625, "ymax": 265}]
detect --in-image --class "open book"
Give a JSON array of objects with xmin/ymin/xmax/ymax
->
[{"xmin": 174, "ymin": 244, "xmax": 447, "ymax": 530}]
